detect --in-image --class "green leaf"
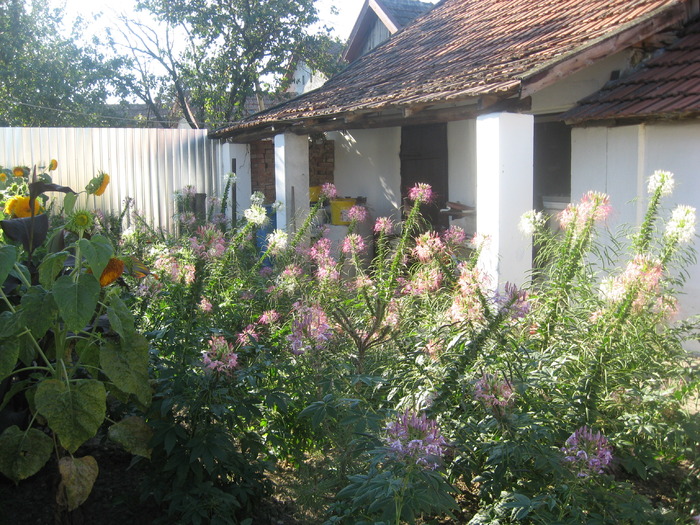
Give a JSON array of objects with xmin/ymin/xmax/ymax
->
[
  {"xmin": 108, "ymin": 416, "xmax": 153, "ymax": 458},
  {"xmin": 106, "ymin": 295, "xmax": 135, "ymax": 340},
  {"xmin": 0, "ymin": 425, "xmax": 53, "ymax": 483},
  {"xmin": 78, "ymin": 235, "xmax": 113, "ymax": 278},
  {"xmin": 38, "ymin": 251, "xmax": 69, "ymax": 288},
  {"xmin": 18, "ymin": 333, "xmax": 38, "ymax": 366},
  {"xmin": 34, "ymin": 379, "xmax": 106, "ymax": 453},
  {"xmin": 0, "ymin": 311, "xmax": 23, "ymax": 339},
  {"xmin": 0, "ymin": 245, "xmax": 17, "ymax": 284},
  {"xmin": 0, "ymin": 338, "xmax": 19, "ymax": 381},
  {"xmin": 63, "ymin": 192, "xmax": 78, "ymax": 215},
  {"xmin": 75, "ymin": 339, "xmax": 100, "ymax": 374},
  {"xmin": 1, "ymin": 214, "xmax": 49, "ymax": 253},
  {"xmin": 99, "ymin": 334, "xmax": 151, "ymax": 406},
  {"xmin": 53, "ymin": 274, "xmax": 100, "ymax": 332},
  {"xmin": 56, "ymin": 455, "xmax": 99, "ymax": 511},
  {"xmin": 19, "ymin": 286, "xmax": 58, "ymax": 339}
]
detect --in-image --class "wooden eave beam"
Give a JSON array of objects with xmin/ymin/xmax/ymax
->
[
  {"xmin": 520, "ymin": 2, "xmax": 689, "ymax": 98},
  {"xmin": 221, "ymin": 95, "xmax": 532, "ymax": 143}
]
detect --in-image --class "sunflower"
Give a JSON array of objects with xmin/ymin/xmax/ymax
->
[
  {"xmin": 3, "ymin": 196, "xmax": 43, "ymax": 218},
  {"xmin": 86, "ymin": 171, "xmax": 110, "ymax": 196},
  {"xmin": 99, "ymin": 258, "xmax": 125, "ymax": 286},
  {"xmin": 65, "ymin": 209, "xmax": 94, "ymax": 234},
  {"xmin": 12, "ymin": 166, "xmax": 27, "ymax": 178},
  {"xmin": 0, "ymin": 173, "xmax": 6, "ymax": 183},
  {"xmin": 48, "ymin": 159, "xmax": 58, "ymax": 171}
]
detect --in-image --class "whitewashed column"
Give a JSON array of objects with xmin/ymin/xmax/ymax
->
[
  {"xmin": 219, "ymin": 142, "xmax": 251, "ymax": 219},
  {"xmin": 274, "ymin": 133, "xmax": 310, "ymax": 232},
  {"xmin": 476, "ymin": 112, "xmax": 534, "ymax": 287}
]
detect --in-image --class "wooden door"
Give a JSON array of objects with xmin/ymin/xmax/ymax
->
[{"xmin": 400, "ymin": 123, "xmax": 449, "ymax": 230}]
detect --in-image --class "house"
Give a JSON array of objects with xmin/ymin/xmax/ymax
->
[
  {"xmin": 209, "ymin": 0, "xmax": 700, "ymax": 321},
  {"xmin": 343, "ymin": 0, "xmax": 435, "ymax": 62}
]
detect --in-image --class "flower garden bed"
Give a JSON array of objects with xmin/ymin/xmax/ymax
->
[{"xmin": 0, "ymin": 165, "xmax": 698, "ymax": 524}]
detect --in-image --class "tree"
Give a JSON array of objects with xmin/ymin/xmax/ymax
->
[
  {"xmin": 0, "ymin": 0, "xmax": 127, "ymax": 127},
  {"xmin": 109, "ymin": 0, "xmax": 341, "ymax": 129}
]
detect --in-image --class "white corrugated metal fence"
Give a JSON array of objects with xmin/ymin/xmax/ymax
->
[{"xmin": 0, "ymin": 127, "xmax": 224, "ymax": 232}]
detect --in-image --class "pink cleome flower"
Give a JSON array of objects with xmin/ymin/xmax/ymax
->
[
  {"xmin": 385, "ymin": 410, "xmax": 447, "ymax": 469},
  {"xmin": 341, "ymin": 233, "xmax": 366, "ymax": 255},
  {"xmin": 320, "ymin": 182, "xmax": 338, "ymax": 200},
  {"xmin": 413, "ymin": 231, "xmax": 444, "ymax": 262},
  {"xmin": 561, "ymin": 426, "xmax": 613, "ymax": 477},
  {"xmin": 474, "ymin": 374, "xmax": 514, "ymax": 409},
  {"xmin": 374, "ymin": 216, "xmax": 394, "ymax": 235},
  {"xmin": 346, "ymin": 205, "xmax": 368, "ymax": 223},
  {"xmin": 202, "ymin": 336, "xmax": 238, "ymax": 374},
  {"xmin": 408, "ymin": 183, "xmax": 433, "ymax": 203}
]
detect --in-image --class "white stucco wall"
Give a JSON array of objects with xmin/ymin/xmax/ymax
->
[
  {"xmin": 327, "ymin": 128, "xmax": 402, "ymax": 219},
  {"xmin": 571, "ymin": 121, "xmax": 700, "ymax": 327},
  {"xmin": 275, "ymin": 133, "xmax": 310, "ymax": 232},
  {"xmin": 220, "ymin": 142, "xmax": 252, "ymax": 216},
  {"xmin": 447, "ymin": 119, "xmax": 478, "ymax": 232},
  {"xmin": 530, "ymin": 50, "xmax": 634, "ymax": 115},
  {"xmin": 476, "ymin": 112, "xmax": 534, "ymax": 287}
]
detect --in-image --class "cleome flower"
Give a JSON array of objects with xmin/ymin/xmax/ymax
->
[
  {"xmin": 559, "ymin": 191, "xmax": 611, "ymax": 234},
  {"xmin": 518, "ymin": 209, "xmax": 545, "ymax": 236},
  {"xmin": 408, "ymin": 182, "xmax": 433, "ymax": 203},
  {"xmin": 647, "ymin": 170, "xmax": 674, "ymax": 196},
  {"xmin": 665, "ymin": 205, "xmax": 696, "ymax": 245},
  {"xmin": 346, "ymin": 205, "xmax": 367, "ymax": 223},
  {"xmin": 561, "ymin": 426, "xmax": 613, "ymax": 478},
  {"xmin": 202, "ymin": 335, "xmax": 238, "ymax": 375},
  {"xmin": 286, "ymin": 302, "xmax": 333, "ymax": 355},
  {"xmin": 320, "ymin": 182, "xmax": 338, "ymax": 200},
  {"xmin": 473, "ymin": 373, "xmax": 515, "ymax": 415},
  {"xmin": 244, "ymin": 204, "xmax": 269, "ymax": 226},
  {"xmin": 384, "ymin": 410, "xmax": 447, "ymax": 470},
  {"xmin": 266, "ymin": 229, "xmax": 288, "ymax": 255},
  {"xmin": 374, "ymin": 216, "xmax": 394, "ymax": 235}
]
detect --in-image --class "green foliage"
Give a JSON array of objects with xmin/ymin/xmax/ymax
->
[
  {"xmin": 0, "ymin": 425, "xmax": 53, "ymax": 483},
  {"xmin": 88, "ymin": 173, "xmax": 700, "ymax": 523},
  {"xmin": 0, "ymin": 0, "xmax": 127, "ymax": 126},
  {"xmin": 108, "ymin": 0, "xmax": 334, "ymax": 128},
  {"xmin": 0, "ymin": 167, "xmax": 151, "ymax": 513}
]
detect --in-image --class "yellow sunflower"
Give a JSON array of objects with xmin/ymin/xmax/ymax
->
[
  {"xmin": 48, "ymin": 159, "xmax": 58, "ymax": 171},
  {"xmin": 86, "ymin": 171, "xmax": 110, "ymax": 196},
  {"xmin": 3, "ymin": 196, "xmax": 43, "ymax": 218},
  {"xmin": 99, "ymin": 258, "xmax": 125, "ymax": 286},
  {"xmin": 12, "ymin": 166, "xmax": 27, "ymax": 178},
  {"xmin": 0, "ymin": 173, "xmax": 6, "ymax": 183}
]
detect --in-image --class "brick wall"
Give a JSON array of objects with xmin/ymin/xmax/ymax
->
[
  {"xmin": 250, "ymin": 138, "xmax": 335, "ymax": 203},
  {"xmin": 251, "ymin": 139, "xmax": 276, "ymax": 203},
  {"xmin": 309, "ymin": 139, "xmax": 335, "ymax": 187}
]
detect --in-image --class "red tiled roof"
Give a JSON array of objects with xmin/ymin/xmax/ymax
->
[
  {"xmin": 210, "ymin": 0, "xmax": 691, "ymax": 141},
  {"xmin": 564, "ymin": 18, "xmax": 700, "ymax": 123}
]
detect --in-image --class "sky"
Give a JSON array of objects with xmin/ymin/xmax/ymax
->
[{"xmin": 51, "ymin": 0, "xmax": 367, "ymax": 41}]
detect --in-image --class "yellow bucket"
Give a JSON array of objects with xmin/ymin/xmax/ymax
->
[
  {"xmin": 330, "ymin": 198, "xmax": 356, "ymax": 225},
  {"xmin": 309, "ymin": 185, "xmax": 322, "ymax": 203}
]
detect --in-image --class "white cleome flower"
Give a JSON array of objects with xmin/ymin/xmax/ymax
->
[
  {"xmin": 647, "ymin": 170, "xmax": 675, "ymax": 196},
  {"xmin": 244, "ymin": 204, "xmax": 269, "ymax": 226},
  {"xmin": 250, "ymin": 191, "xmax": 266, "ymax": 207},
  {"xmin": 518, "ymin": 209, "xmax": 545, "ymax": 236},
  {"xmin": 266, "ymin": 229, "xmax": 288, "ymax": 254},
  {"xmin": 665, "ymin": 205, "xmax": 696, "ymax": 244}
]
